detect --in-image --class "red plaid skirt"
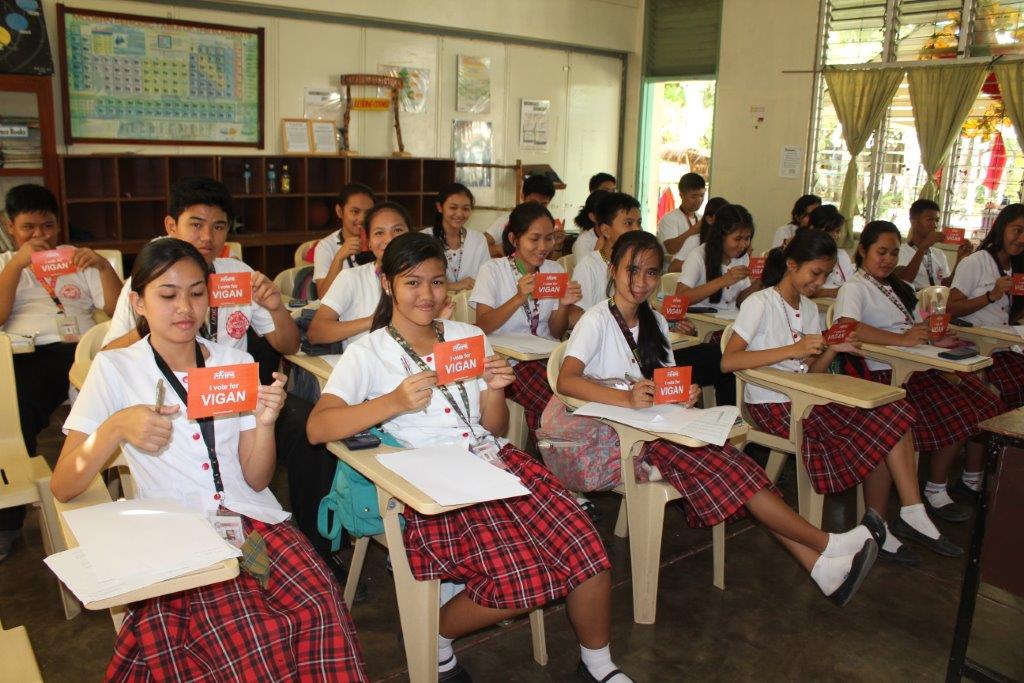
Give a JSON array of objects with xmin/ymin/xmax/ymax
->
[
  {"xmin": 402, "ymin": 445, "xmax": 610, "ymax": 610},
  {"xmin": 987, "ymin": 350, "xmax": 1024, "ymax": 409},
  {"xmin": 505, "ymin": 359, "xmax": 553, "ymax": 432},
  {"xmin": 107, "ymin": 519, "xmax": 367, "ymax": 682},
  {"xmin": 642, "ymin": 440, "xmax": 772, "ymax": 528},
  {"xmin": 869, "ymin": 369, "xmax": 1005, "ymax": 452},
  {"xmin": 746, "ymin": 400, "xmax": 916, "ymax": 494}
]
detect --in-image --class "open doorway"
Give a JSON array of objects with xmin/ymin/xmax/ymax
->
[{"xmin": 637, "ymin": 79, "xmax": 717, "ymax": 231}]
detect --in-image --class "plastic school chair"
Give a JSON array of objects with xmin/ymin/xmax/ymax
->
[
  {"xmin": 294, "ymin": 239, "xmax": 318, "ymax": 268},
  {"xmin": 273, "ymin": 266, "xmax": 304, "ymax": 300},
  {"xmin": 557, "ymin": 254, "xmax": 575, "ymax": 278},
  {"xmin": 333, "ymin": 439, "xmax": 548, "ymax": 683},
  {"xmin": 223, "ymin": 242, "xmax": 243, "ymax": 260},
  {"xmin": 450, "ymin": 290, "xmax": 475, "ymax": 324},
  {"xmin": 545, "ymin": 342, "xmax": 727, "ymax": 624},
  {"xmin": 0, "ymin": 333, "xmax": 77, "ymax": 620},
  {"xmin": 721, "ymin": 324, "xmax": 908, "ymax": 528},
  {"xmin": 661, "ymin": 272, "xmax": 679, "ymax": 295},
  {"xmin": 95, "ymin": 249, "xmax": 124, "ymax": 279},
  {"xmin": 0, "ymin": 618, "xmax": 43, "ymax": 683},
  {"xmin": 69, "ymin": 321, "xmax": 110, "ymax": 389}
]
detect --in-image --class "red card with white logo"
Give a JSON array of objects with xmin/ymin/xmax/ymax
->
[
  {"xmin": 434, "ymin": 335, "xmax": 486, "ymax": 385},
  {"xmin": 661, "ymin": 295, "xmax": 689, "ymax": 321},
  {"xmin": 748, "ymin": 256, "xmax": 766, "ymax": 279},
  {"xmin": 208, "ymin": 272, "xmax": 253, "ymax": 307},
  {"xmin": 942, "ymin": 228, "xmax": 966, "ymax": 245},
  {"xmin": 186, "ymin": 363, "xmax": 259, "ymax": 419},
  {"xmin": 532, "ymin": 272, "xmax": 568, "ymax": 300},
  {"xmin": 1013, "ymin": 274, "xmax": 1024, "ymax": 296},
  {"xmin": 31, "ymin": 247, "xmax": 76, "ymax": 283},
  {"xmin": 653, "ymin": 366, "xmax": 691, "ymax": 404},
  {"xmin": 823, "ymin": 320, "xmax": 858, "ymax": 346},
  {"xmin": 928, "ymin": 313, "xmax": 951, "ymax": 337}
]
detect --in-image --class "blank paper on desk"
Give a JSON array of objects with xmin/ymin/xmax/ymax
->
[{"xmin": 376, "ymin": 447, "xmax": 531, "ymax": 506}]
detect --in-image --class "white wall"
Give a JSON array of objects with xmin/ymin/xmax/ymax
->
[{"xmin": 709, "ymin": 0, "xmax": 820, "ymax": 255}]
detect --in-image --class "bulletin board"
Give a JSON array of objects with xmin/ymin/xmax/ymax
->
[{"xmin": 56, "ymin": 5, "xmax": 264, "ymax": 146}]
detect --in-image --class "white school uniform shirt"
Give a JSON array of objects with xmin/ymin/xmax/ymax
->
[
  {"xmin": 0, "ymin": 248, "xmax": 105, "ymax": 345},
  {"xmin": 657, "ymin": 208, "xmax": 699, "ymax": 249},
  {"xmin": 319, "ymin": 261, "xmax": 381, "ymax": 350},
  {"xmin": 102, "ymin": 257, "xmax": 275, "ymax": 349},
  {"xmin": 571, "ymin": 229, "xmax": 598, "ymax": 260},
  {"xmin": 63, "ymin": 337, "xmax": 288, "ymax": 524},
  {"xmin": 566, "ymin": 301, "xmax": 673, "ymax": 382},
  {"xmin": 835, "ymin": 270, "xmax": 921, "ymax": 372},
  {"xmin": 469, "ymin": 258, "xmax": 563, "ymax": 340},
  {"xmin": 313, "ymin": 229, "xmax": 363, "ymax": 281},
  {"xmin": 323, "ymin": 320, "xmax": 504, "ymax": 449},
  {"xmin": 419, "ymin": 227, "xmax": 490, "ymax": 283},
  {"xmin": 733, "ymin": 288, "xmax": 821, "ymax": 404},
  {"xmin": 824, "ymin": 249, "xmax": 855, "ymax": 289},
  {"xmin": 573, "ymin": 250, "xmax": 610, "ymax": 312},
  {"xmin": 672, "ymin": 234, "xmax": 702, "ymax": 263},
  {"xmin": 950, "ymin": 250, "xmax": 1012, "ymax": 327},
  {"xmin": 897, "ymin": 242, "xmax": 950, "ymax": 290},
  {"xmin": 772, "ymin": 223, "xmax": 797, "ymax": 249},
  {"xmin": 485, "ymin": 214, "xmax": 508, "ymax": 245},
  {"xmin": 678, "ymin": 243, "xmax": 750, "ymax": 309}
]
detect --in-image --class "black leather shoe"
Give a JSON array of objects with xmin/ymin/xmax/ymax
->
[
  {"xmin": 578, "ymin": 499, "xmax": 603, "ymax": 523},
  {"xmin": 891, "ymin": 516, "xmax": 964, "ymax": 557},
  {"xmin": 439, "ymin": 657, "xmax": 472, "ymax": 682},
  {"xmin": 951, "ymin": 478, "xmax": 981, "ymax": 503},
  {"xmin": 860, "ymin": 509, "xmax": 886, "ymax": 546},
  {"xmin": 924, "ymin": 497, "xmax": 971, "ymax": 523},
  {"xmin": 577, "ymin": 660, "xmax": 627, "ymax": 682},
  {"xmin": 861, "ymin": 509, "xmax": 921, "ymax": 566},
  {"xmin": 828, "ymin": 539, "xmax": 878, "ymax": 607}
]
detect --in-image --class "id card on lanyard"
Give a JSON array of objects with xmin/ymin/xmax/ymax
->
[
  {"xmin": 31, "ymin": 248, "xmax": 81, "ymax": 342},
  {"xmin": 508, "ymin": 255, "xmax": 540, "ymax": 335}
]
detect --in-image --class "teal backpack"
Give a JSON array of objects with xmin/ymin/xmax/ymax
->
[{"xmin": 317, "ymin": 428, "xmax": 405, "ymax": 548}]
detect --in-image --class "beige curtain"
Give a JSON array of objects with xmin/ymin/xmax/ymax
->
[
  {"xmin": 824, "ymin": 67, "xmax": 903, "ymax": 245},
  {"xmin": 994, "ymin": 60, "xmax": 1024, "ymax": 152},
  {"xmin": 907, "ymin": 62, "xmax": 989, "ymax": 201}
]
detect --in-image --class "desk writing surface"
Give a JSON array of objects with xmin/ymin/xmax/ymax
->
[
  {"xmin": 978, "ymin": 407, "xmax": 1024, "ymax": 439},
  {"xmin": 859, "ymin": 343, "xmax": 992, "ymax": 374},
  {"xmin": 739, "ymin": 368, "xmax": 905, "ymax": 408},
  {"xmin": 285, "ymin": 353, "xmax": 335, "ymax": 383}
]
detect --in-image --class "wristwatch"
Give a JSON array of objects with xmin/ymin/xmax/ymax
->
[{"xmin": 986, "ymin": 290, "xmax": 996, "ymax": 303}]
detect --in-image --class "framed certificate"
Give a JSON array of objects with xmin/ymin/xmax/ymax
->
[{"xmin": 309, "ymin": 120, "xmax": 339, "ymax": 155}]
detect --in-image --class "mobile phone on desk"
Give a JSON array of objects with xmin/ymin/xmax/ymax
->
[
  {"xmin": 951, "ymin": 318, "xmax": 973, "ymax": 327},
  {"xmin": 686, "ymin": 306, "xmax": 716, "ymax": 314},
  {"xmin": 342, "ymin": 431, "xmax": 382, "ymax": 450},
  {"xmin": 937, "ymin": 346, "xmax": 979, "ymax": 360},
  {"xmin": 287, "ymin": 299, "xmax": 308, "ymax": 308}
]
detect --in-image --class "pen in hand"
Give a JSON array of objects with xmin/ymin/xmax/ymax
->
[{"xmin": 155, "ymin": 378, "xmax": 165, "ymax": 412}]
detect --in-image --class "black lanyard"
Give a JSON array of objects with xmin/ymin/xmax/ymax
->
[
  {"xmin": 149, "ymin": 339, "xmax": 224, "ymax": 494},
  {"xmin": 203, "ymin": 262, "xmax": 218, "ymax": 342},
  {"xmin": 988, "ymin": 251, "xmax": 1015, "ymax": 323},
  {"xmin": 607, "ymin": 299, "xmax": 643, "ymax": 371},
  {"xmin": 507, "ymin": 256, "xmax": 540, "ymax": 335},
  {"xmin": 387, "ymin": 323, "xmax": 480, "ymax": 442},
  {"xmin": 863, "ymin": 272, "xmax": 915, "ymax": 324}
]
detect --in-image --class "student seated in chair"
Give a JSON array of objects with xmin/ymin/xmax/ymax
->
[
  {"xmin": 101, "ymin": 178, "xmax": 300, "ymax": 366},
  {"xmin": 313, "ymin": 183, "xmax": 377, "ymax": 299},
  {"xmin": 722, "ymin": 229, "xmax": 940, "ymax": 567},
  {"xmin": 666, "ymin": 196, "xmax": 728, "ymax": 273},
  {"xmin": 895, "ymin": 199, "xmax": 973, "ymax": 291},
  {"xmin": 674, "ymin": 204, "xmax": 761, "ymax": 315},
  {"xmin": 484, "ymin": 174, "xmax": 559, "ymax": 258},
  {"xmin": 307, "ymin": 232, "xmax": 633, "ymax": 683},
  {"xmin": 544, "ymin": 230, "xmax": 878, "ymax": 606},
  {"xmin": 0, "ymin": 183, "xmax": 122, "ymax": 561},
  {"xmin": 422, "ymin": 183, "xmax": 489, "ymax": 292},
  {"xmin": 52, "ymin": 239, "xmax": 368, "ymax": 681},
  {"xmin": 657, "ymin": 172, "xmax": 705, "ymax": 257}
]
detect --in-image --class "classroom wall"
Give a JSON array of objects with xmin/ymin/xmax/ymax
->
[
  {"xmin": 709, "ymin": 0, "xmax": 820, "ymax": 255},
  {"xmin": 38, "ymin": 0, "xmax": 637, "ymax": 231}
]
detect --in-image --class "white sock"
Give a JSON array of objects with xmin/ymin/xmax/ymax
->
[
  {"xmin": 580, "ymin": 644, "xmax": 632, "ymax": 682},
  {"xmin": 961, "ymin": 470, "xmax": 982, "ymax": 491},
  {"xmin": 924, "ymin": 481, "xmax": 956, "ymax": 508},
  {"xmin": 822, "ymin": 525, "xmax": 872, "ymax": 558},
  {"xmin": 575, "ymin": 494, "xmax": 592, "ymax": 505},
  {"xmin": 881, "ymin": 522, "xmax": 904, "ymax": 553},
  {"xmin": 438, "ymin": 634, "xmax": 456, "ymax": 672},
  {"xmin": 810, "ymin": 554, "xmax": 853, "ymax": 596},
  {"xmin": 900, "ymin": 504, "xmax": 940, "ymax": 540},
  {"xmin": 440, "ymin": 581, "xmax": 465, "ymax": 608}
]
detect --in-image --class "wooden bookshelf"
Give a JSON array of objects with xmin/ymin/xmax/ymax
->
[{"xmin": 58, "ymin": 154, "xmax": 455, "ymax": 275}]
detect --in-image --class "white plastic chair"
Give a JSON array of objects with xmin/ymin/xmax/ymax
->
[
  {"xmin": 273, "ymin": 266, "xmax": 304, "ymax": 299},
  {"xmin": 295, "ymin": 240, "xmax": 318, "ymax": 267},
  {"xmin": 661, "ymin": 272, "xmax": 680, "ymax": 295},
  {"xmin": 95, "ymin": 249, "xmax": 124, "ymax": 279},
  {"xmin": 557, "ymin": 254, "xmax": 575, "ymax": 278}
]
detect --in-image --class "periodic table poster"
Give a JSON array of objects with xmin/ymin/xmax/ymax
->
[{"xmin": 57, "ymin": 6, "xmax": 263, "ymax": 146}]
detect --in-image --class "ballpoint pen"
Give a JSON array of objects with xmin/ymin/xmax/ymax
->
[{"xmin": 155, "ymin": 378, "xmax": 165, "ymax": 411}]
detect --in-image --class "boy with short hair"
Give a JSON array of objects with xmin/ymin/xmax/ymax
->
[
  {"xmin": 485, "ymin": 173, "xmax": 558, "ymax": 257},
  {"xmin": 658, "ymin": 172, "xmax": 706, "ymax": 255},
  {"xmin": 588, "ymin": 172, "xmax": 616, "ymax": 192},
  {"xmin": 895, "ymin": 199, "xmax": 973, "ymax": 290}
]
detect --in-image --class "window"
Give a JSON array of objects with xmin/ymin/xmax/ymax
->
[{"xmin": 811, "ymin": 0, "xmax": 1024, "ymax": 237}]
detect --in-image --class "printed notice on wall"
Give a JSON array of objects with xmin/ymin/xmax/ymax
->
[
  {"xmin": 520, "ymin": 99, "xmax": 550, "ymax": 151},
  {"xmin": 779, "ymin": 145, "xmax": 802, "ymax": 179}
]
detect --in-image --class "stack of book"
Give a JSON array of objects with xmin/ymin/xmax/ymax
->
[{"xmin": 0, "ymin": 118, "xmax": 42, "ymax": 169}]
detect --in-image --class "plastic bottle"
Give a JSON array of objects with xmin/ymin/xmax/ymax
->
[{"xmin": 267, "ymin": 163, "xmax": 277, "ymax": 194}]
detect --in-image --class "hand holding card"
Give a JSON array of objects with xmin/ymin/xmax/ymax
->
[
  {"xmin": 532, "ymin": 272, "xmax": 568, "ymax": 300},
  {"xmin": 1013, "ymin": 273, "xmax": 1024, "ymax": 296},
  {"xmin": 748, "ymin": 256, "xmax": 766, "ymax": 280},
  {"xmin": 661, "ymin": 295, "xmax": 689, "ymax": 321},
  {"xmin": 942, "ymin": 228, "xmax": 965, "ymax": 245},
  {"xmin": 208, "ymin": 272, "xmax": 254, "ymax": 307},
  {"xmin": 653, "ymin": 366, "xmax": 692, "ymax": 404},
  {"xmin": 31, "ymin": 247, "xmax": 77, "ymax": 284},
  {"xmin": 927, "ymin": 313, "xmax": 951, "ymax": 340},
  {"xmin": 434, "ymin": 335, "xmax": 486, "ymax": 385},
  {"xmin": 823, "ymin": 320, "xmax": 858, "ymax": 346},
  {"xmin": 187, "ymin": 363, "xmax": 259, "ymax": 419}
]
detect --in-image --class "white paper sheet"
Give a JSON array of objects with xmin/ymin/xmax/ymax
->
[
  {"xmin": 44, "ymin": 548, "xmax": 163, "ymax": 603},
  {"xmin": 573, "ymin": 403, "xmax": 739, "ymax": 446},
  {"xmin": 487, "ymin": 333, "xmax": 560, "ymax": 355},
  {"xmin": 884, "ymin": 344, "xmax": 984, "ymax": 365},
  {"xmin": 376, "ymin": 447, "xmax": 531, "ymax": 506},
  {"xmin": 709, "ymin": 308, "xmax": 739, "ymax": 320}
]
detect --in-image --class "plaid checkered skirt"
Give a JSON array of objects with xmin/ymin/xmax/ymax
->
[
  {"xmin": 402, "ymin": 444, "xmax": 611, "ymax": 610},
  {"xmin": 505, "ymin": 359, "xmax": 554, "ymax": 432},
  {"xmin": 107, "ymin": 519, "xmax": 367, "ymax": 682},
  {"xmin": 869, "ymin": 369, "xmax": 1005, "ymax": 452},
  {"xmin": 746, "ymin": 399, "xmax": 916, "ymax": 494},
  {"xmin": 987, "ymin": 350, "xmax": 1024, "ymax": 409}
]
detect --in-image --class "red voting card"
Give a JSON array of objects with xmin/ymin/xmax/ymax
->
[
  {"xmin": 208, "ymin": 272, "xmax": 253, "ymax": 307},
  {"xmin": 748, "ymin": 256, "xmax": 766, "ymax": 279},
  {"xmin": 187, "ymin": 363, "xmax": 259, "ymax": 419},
  {"xmin": 661, "ymin": 295, "xmax": 689, "ymax": 321},
  {"xmin": 532, "ymin": 272, "xmax": 568, "ymax": 300},
  {"xmin": 31, "ymin": 248, "xmax": 76, "ymax": 283},
  {"xmin": 434, "ymin": 335, "xmax": 486, "ymax": 385},
  {"xmin": 823, "ymin": 320, "xmax": 858, "ymax": 345},
  {"xmin": 653, "ymin": 367, "xmax": 692, "ymax": 404},
  {"xmin": 942, "ymin": 228, "xmax": 966, "ymax": 245},
  {"xmin": 1013, "ymin": 274, "xmax": 1024, "ymax": 296},
  {"xmin": 928, "ymin": 313, "xmax": 951, "ymax": 338}
]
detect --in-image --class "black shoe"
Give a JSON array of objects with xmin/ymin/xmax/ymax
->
[
  {"xmin": 577, "ymin": 499, "xmax": 603, "ymax": 523},
  {"xmin": 828, "ymin": 539, "xmax": 878, "ymax": 607},
  {"xmin": 951, "ymin": 478, "xmax": 981, "ymax": 503},
  {"xmin": 890, "ymin": 516, "xmax": 964, "ymax": 557},
  {"xmin": 577, "ymin": 660, "xmax": 627, "ymax": 683},
  {"xmin": 924, "ymin": 496, "xmax": 971, "ymax": 523},
  {"xmin": 861, "ymin": 509, "xmax": 921, "ymax": 566},
  {"xmin": 439, "ymin": 658, "xmax": 472, "ymax": 682}
]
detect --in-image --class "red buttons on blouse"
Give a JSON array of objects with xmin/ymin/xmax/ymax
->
[
  {"xmin": 192, "ymin": 433, "xmax": 201, "ymax": 440},
  {"xmin": 202, "ymin": 463, "xmax": 210, "ymax": 471},
  {"xmin": 462, "ymin": 432, "xmax": 469, "ymax": 438},
  {"xmin": 426, "ymin": 356, "xmax": 433, "ymax": 362},
  {"xmin": 213, "ymin": 493, "xmax": 221, "ymax": 501},
  {"xmin": 444, "ymin": 407, "xmax": 451, "ymax": 413}
]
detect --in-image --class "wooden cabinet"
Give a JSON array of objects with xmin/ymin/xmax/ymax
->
[
  {"xmin": 0, "ymin": 74, "xmax": 59, "ymax": 200},
  {"xmin": 58, "ymin": 154, "xmax": 454, "ymax": 275}
]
